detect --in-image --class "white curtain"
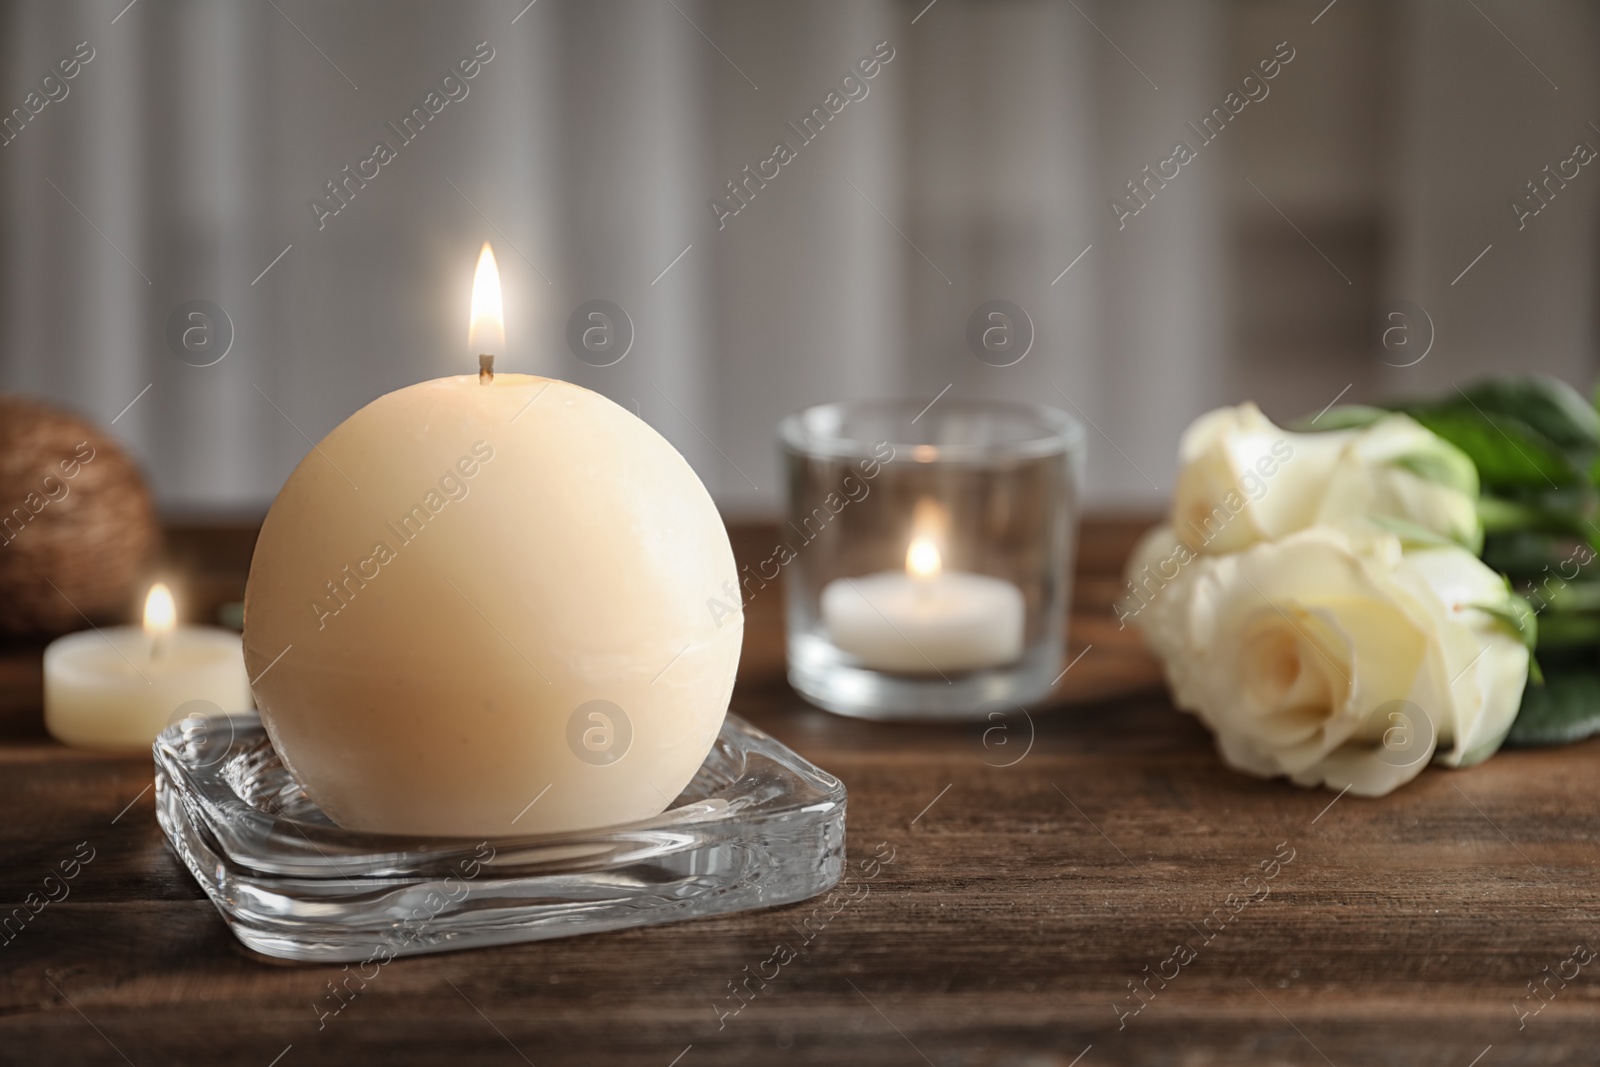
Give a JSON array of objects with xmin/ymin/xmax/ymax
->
[{"xmin": 0, "ymin": 0, "xmax": 1233, "ymax": 514}]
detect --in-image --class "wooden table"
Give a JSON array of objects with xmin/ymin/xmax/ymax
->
[{"xmin": 3, "ymin": 518, "xmax": 1598, "ymax": 1066}]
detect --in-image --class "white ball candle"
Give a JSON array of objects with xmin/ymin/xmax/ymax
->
[
  {"xmin": 822, "ymin": 536, "xmax": 1024, "ymax": 674},
  {"xmin": 242, "ymin": 371, "xmax": 742, "ymax": 838},
  {"xmin": 45, "ymin": 583, "xmax": 253, "ymax": 750}
]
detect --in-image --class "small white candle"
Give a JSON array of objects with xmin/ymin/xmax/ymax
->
[
  {"xmin": 44, "ymin": 583, "xmax": 252, "ymax": 750},
  {"xmin": 822, "ymin": 528, "xmax": 1024, "ymax": 674}
]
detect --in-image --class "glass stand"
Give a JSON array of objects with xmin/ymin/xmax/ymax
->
[{"xmin": 153, "ymin": 711, "xmax": 846, "ymax": 963}]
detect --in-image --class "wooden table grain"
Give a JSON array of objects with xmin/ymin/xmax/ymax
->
[{"xmin": 3, "ymin": 518, "xmax": 1598, "ymax": 1066}]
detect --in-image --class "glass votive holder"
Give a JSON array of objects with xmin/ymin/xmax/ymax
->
[{"xmin": 777, "ymin": 398, "xmax": 1085, "ymax": 721}]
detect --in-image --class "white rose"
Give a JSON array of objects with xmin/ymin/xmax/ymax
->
[
  {"xmin": 1117, "ymin": 522, "xmax": 1198, "ymax": 645},
  {"xmin": 1129, "ymin": 523, "xmax": 1530, "ymax": 795},
  {"xmin": 1172, "ymin": 403, "xmax": 1342, "ymax": 554},
  {"xmin": 1172, "ymin": 405, "xmax": 1481, "ymax": 554},
  {"xmin": 1314, "ymin": 414, "xmax": 1482, "ymax": 552}
]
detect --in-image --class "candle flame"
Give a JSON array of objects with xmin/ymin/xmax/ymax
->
[
  {"xmin": 144, "ymin": 582, "xmax": 177, "ymax": 635},
  {"xmin": 468, "ymin": 241, "xmax": 505, "ymax": 359},
  {"xmin": 907, "ymin": 499, "xmax": 946, "ymax": 579},
  {"xmin": 906, "ymin": 537, "xmax": 942, "ymax": 579}
]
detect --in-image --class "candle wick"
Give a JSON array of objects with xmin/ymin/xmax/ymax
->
[
  {"xmin": 479, "ymin": 354, "xmax": 495, "ymax": 384},
  {"xmin": 149, "ymin": 633, "xmax": 165, "ymax": 663}
]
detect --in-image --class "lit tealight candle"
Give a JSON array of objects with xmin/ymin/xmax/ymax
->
[
  {"xmin": 821, "ymin": 506, "xmax": 1025, "ymax": 674},
  {"xmin": 44, "ymin": 583, "xmax": 253, "ymax": 750}
]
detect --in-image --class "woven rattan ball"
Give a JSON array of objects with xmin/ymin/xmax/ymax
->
[{"xmin": 0, "ymin": 393, "xmax": 158, "ymax": 637}]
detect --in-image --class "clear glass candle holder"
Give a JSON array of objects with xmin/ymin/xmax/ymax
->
[
  {"xmin": 153, "ymin": 711, "xmax": 846, "ymax": 961},
  {"xmin": 778, "ymin": 398, "xmax": 1085, "ymax": 721}
]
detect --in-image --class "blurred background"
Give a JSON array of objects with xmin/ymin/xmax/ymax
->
[{"xmin": 1, "ymin": 0, "xmax": 1596, "ymax": 517}]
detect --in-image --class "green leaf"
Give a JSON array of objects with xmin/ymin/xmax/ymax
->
[
  {"xmin": 1533, "ymin": 612, "xmax": 1600, "ymax": 648},
  {"xmin": 1454, "ymin": 375, "xmax": 1600, "ymax": 457},
  {"xmin": 1290, "ymin": 404, "xmax": 1389, "ymax": 432},
  {"xmin": 1511, "ymin": 485, "xmax": 1599, "ymax": 517},
  {"xmin": 1536, "ymin": 582, "xmax": 1600, "ymax": 613},
  {"xmin": 1481, "ymin": 529, "xmax": 1572, "ymax": 576},
  {"xmin": 1505, "ymin": 669, "xmax": 1600, "ymax": 747},
  {"xmin": 1398, "ymin": 375, "xmax": 1600, "ymax": 492},
  {"xmin": 1477, "ymin": 492, "xmax": 1598, "ymax": 541},
  {"xmin": 1406, "ymin": 408, "xmax": 1581, "ymax": 489}
]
